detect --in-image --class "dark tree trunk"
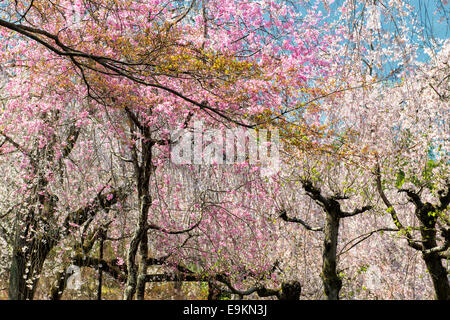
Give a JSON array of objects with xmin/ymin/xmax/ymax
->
[
  {"xmin": 9, "ymin": 189, "xmax": 123, "ymax": 300},
  {"xmin": 422, "ymin": 252, "xmax": 449, "ymax": 300},
  {"xmin": 8, "ymin": 205, "xmax": 55, "ymax": 300},
  {"xmin": 8, "ymin": 248, "xmax": 30, "ymax": 300},
  {"xmin": 136, "ymin": 231, "xmax": 149, "ymax": 300},
  {"xmin": 123, "ymin": 111, "xmax": 154, "ymax": 300},
  {"xmin": 418, "ymin": 205, "xmax": 449, "ymax": 300},
  {"xmin": 279, "ymin": 281, "xmax": 302, "ymax": 300},
  {"xmin": 296, "ymin": 181, "xmax": 365, "ymax": 301},
  {"xmin": 321, "ymin": 210, "xmax": 342, "ymax": 300},
  {"xmin": 9, "ymin": 237, "xmax": 53, "ymax": 300}
]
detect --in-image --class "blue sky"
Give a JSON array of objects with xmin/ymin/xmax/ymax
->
[
  {"xmin": 412, "ymin": 0, "xmax": 449, "ymax": 60},
  {"xmin": 310, "ymin": 0, "xmax": 449, "ymax": 63}
]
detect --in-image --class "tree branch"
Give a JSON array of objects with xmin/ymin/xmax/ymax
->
[
  {"xmin": 72, "ymin": 254, "xmax": 127, "ymax": 282},
  {"xmin": 301, "ymin": 180, "xmax": 329, "ymax": 208},
  {"xmin": 146, "ymin": 217, "xmax": 202, "ymax": 235},
  {"xmin": 279, "ymin": 209, "xmax": 323, "ymax": 231},
  {"xmin": 375, "ymin": 164, "xmax": 423, "ymax": 251},
  {"xmin": 0, "ymin": 19, "xmax": 254, "ymax": 129},
  {"xmin": 338, "ymin": 227, "xmax": 398, "ymax": 257},
  {"xmin": 437, "ymin": 183, "xmax": 450, "ymax": 211},
  {"xmin": 63, "ymin": 185, "xmax": 128, "ymax": 234},
  {"xmin": 398, "ymin": 188, "xmax": 424, "ymax": 209},
  {"xmin": 340, "ymin": 205, "xmax": 373, "ymax": 218}
]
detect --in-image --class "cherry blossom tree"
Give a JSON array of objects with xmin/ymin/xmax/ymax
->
[
  {"xmin": 0, "ymin": 0, "xmax": 446, "ymax": 301},
  {"xmin": 0, "ymin": 0, "xmax": 338, "ymax": 300},
  {"xmin": 317, "ymin": 32, "xmax": 449, "ymax": 300}
]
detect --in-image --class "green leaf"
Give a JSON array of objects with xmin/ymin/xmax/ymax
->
[{"xmin": 395, "ymin": 170, "xmax": 405, "ymax": 188}]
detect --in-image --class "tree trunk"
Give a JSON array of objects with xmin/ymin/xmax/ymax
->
[
  {"xmin": 123, "ymin": 195, "xmax": 151, "ymax": 300},
  {"xmin": 321, "ymin": 211, "xmax": 342, "ymax": 300},
  {"xmin": 136, "ymin": 231, "xmax": 149, "ymax": 300},
  {"xmin": 9, "ymin": 239, "xmax": 52, "ymax": 300},
  {"xmin": 9, "ymin": 207, "xmax": 55, "ymax": 300},
  {"xmin": 422, "ymin": 252, "xmax": 449, "ymax": 300},
  {"xmin": 123, "ymin": 115, "xmax": 154, "ymax": 300},
  {"xmin": 419, "ymin": 209, "xmax": 449, "ymax": 300},
  {"xmin": 123, "ymin": 228, "xmax": 143, "ymax": 300},
  {"xmin": 8, "ymin": 248, "xmax": 30, "ymax": 300}
]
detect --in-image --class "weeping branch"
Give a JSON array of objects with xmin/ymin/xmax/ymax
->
[{"xmin": 338, "ymin": 227, "xmax": 398, "ymax": 257}]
